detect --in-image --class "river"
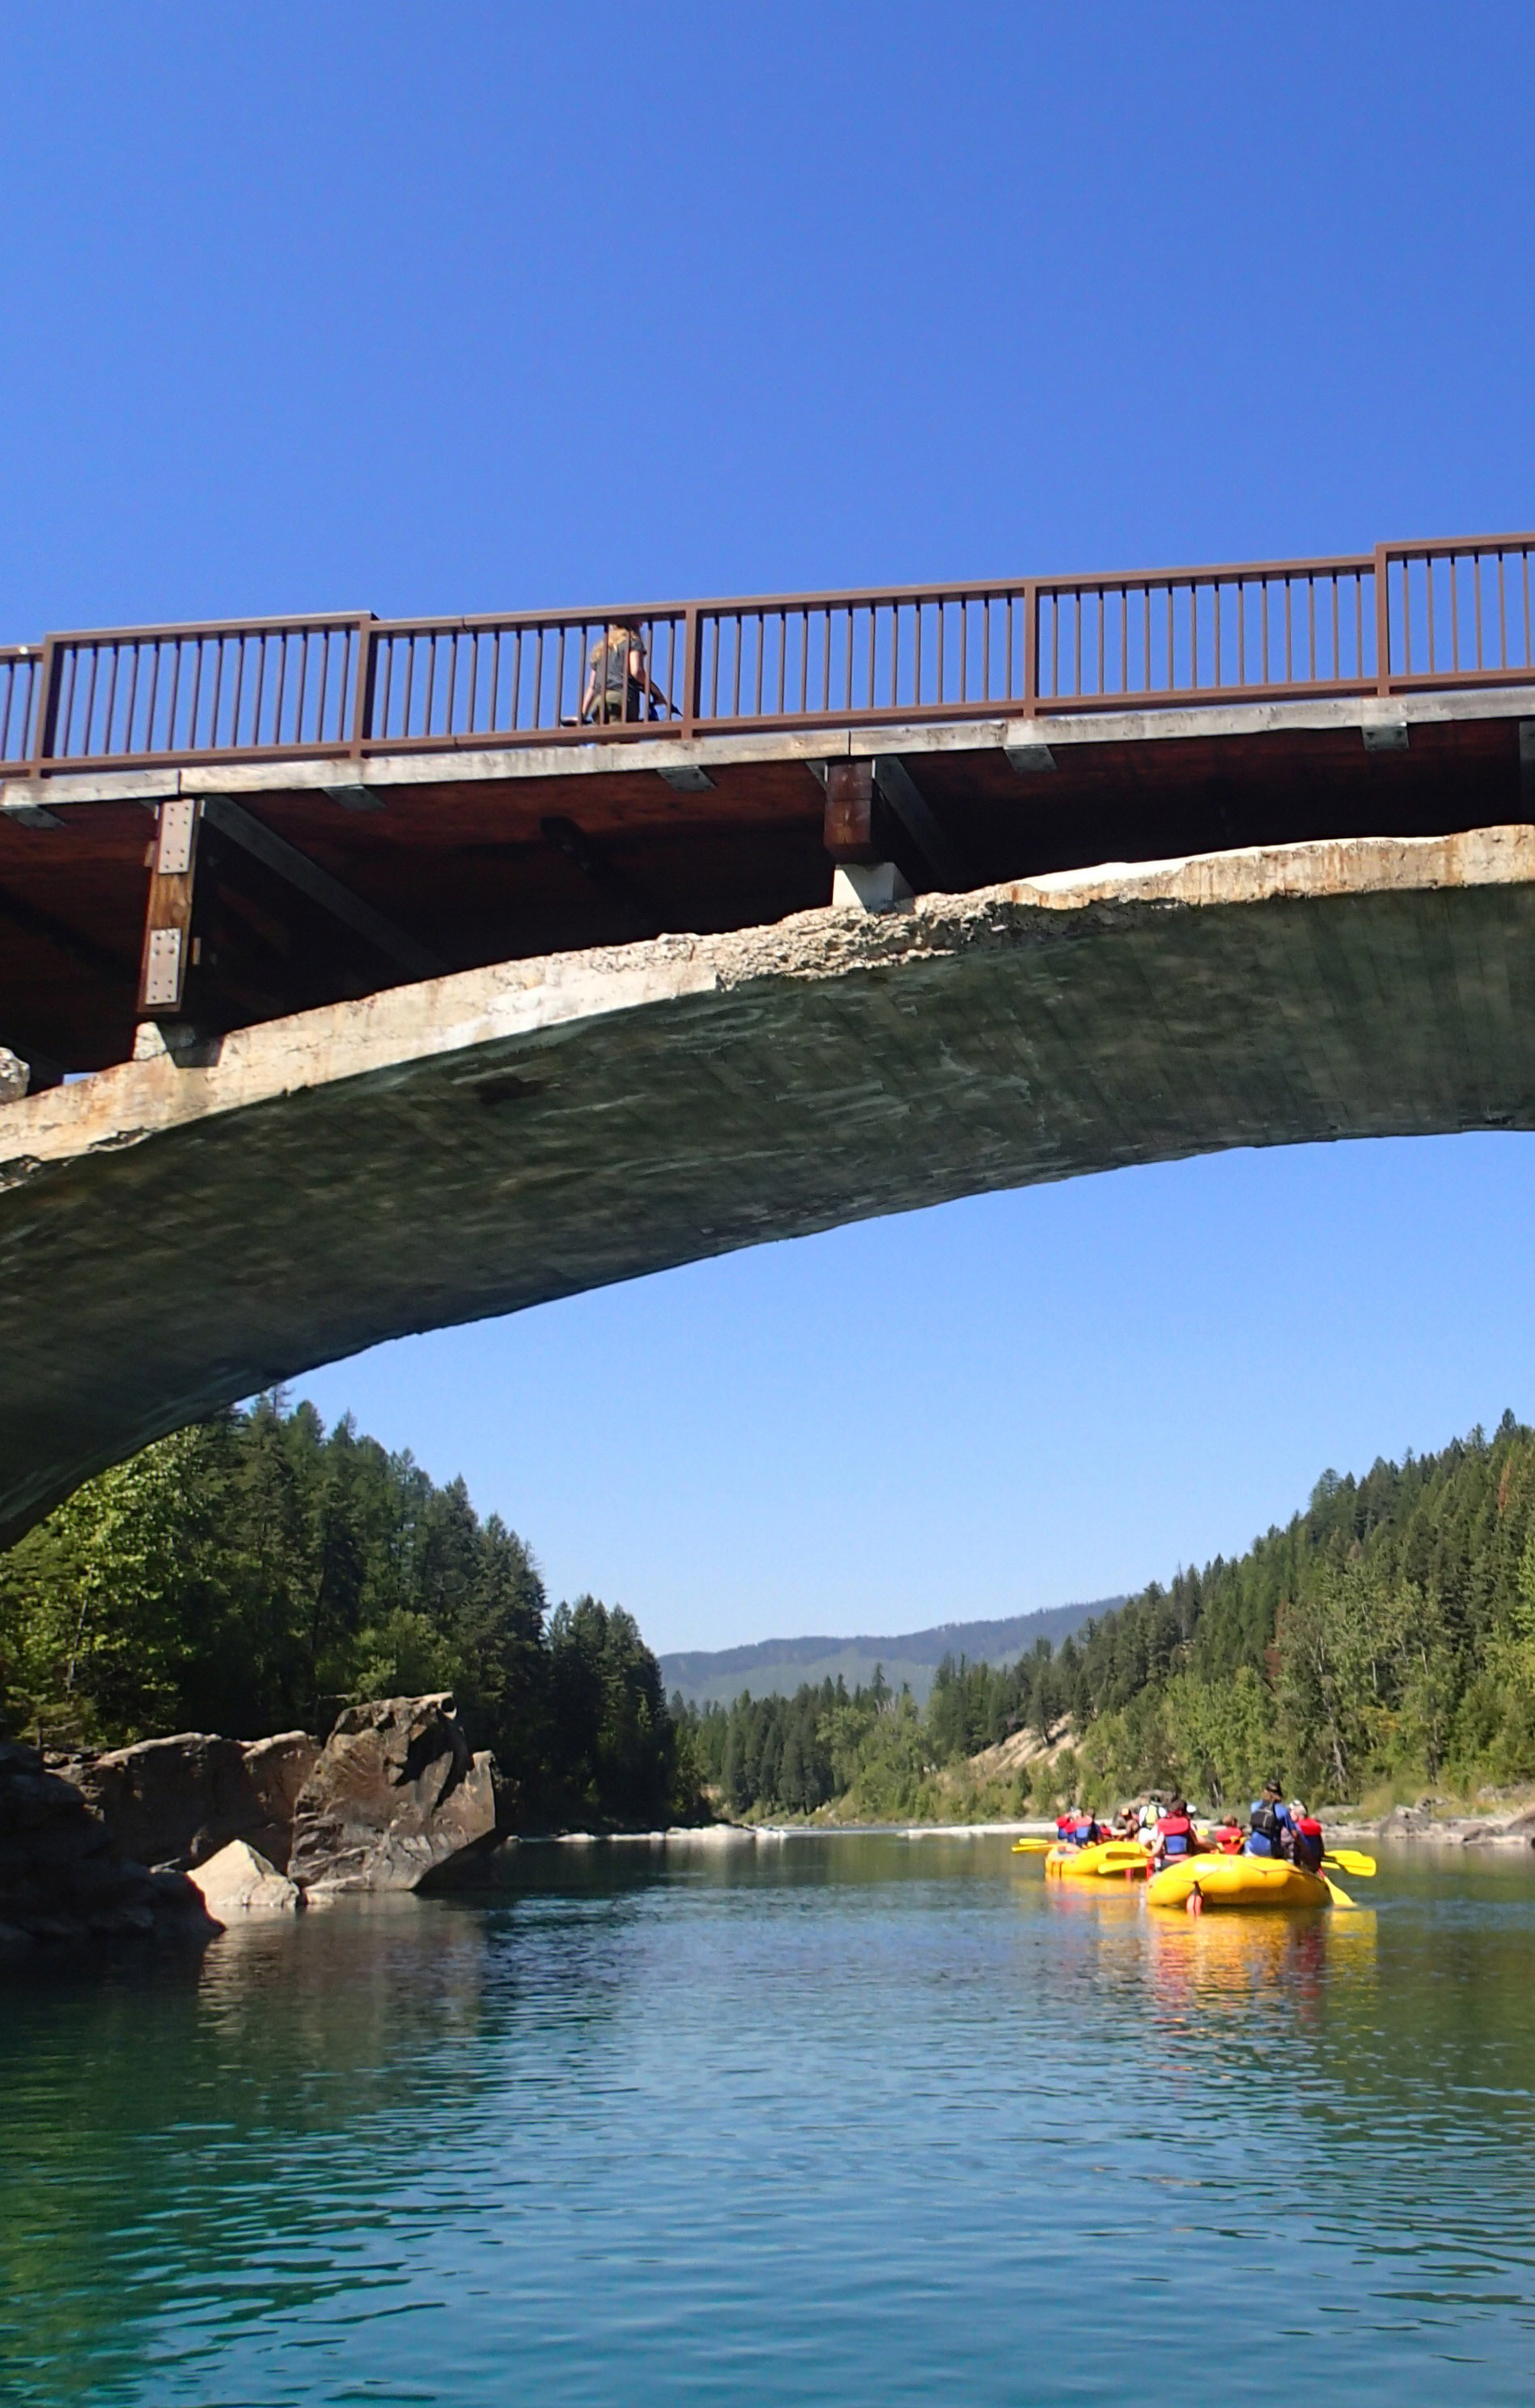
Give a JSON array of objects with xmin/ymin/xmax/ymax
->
[{"xmin": 3, "ymin": 1835, "xmax": 1534, "ymax": 2406}]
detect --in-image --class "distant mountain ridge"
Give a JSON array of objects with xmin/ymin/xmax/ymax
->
[{"xmin": 659, "ymin": 1599, "xmax": 1124, "ymax": 1707}]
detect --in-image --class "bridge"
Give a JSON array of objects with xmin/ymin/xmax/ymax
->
[{"xmin": 2, "ymin": 532, "xmax": 1534, "ymax": 1543}]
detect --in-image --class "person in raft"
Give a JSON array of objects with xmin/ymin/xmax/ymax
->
[
  {"xmin": 1057, "ymin": 1807, "xmax": 1104, "ymax": 1847},
  {"xmin": 1245, "ymin": 1778, "xmax": 1297, "ymax": 1859},
  {"xmin": 1289, "ymin": 1805, "xmax": 1326, "ymax": 1873},
  {"xmin": 1149, "ymin": 1795, "xmax": 1204, "ymax": 1873}
]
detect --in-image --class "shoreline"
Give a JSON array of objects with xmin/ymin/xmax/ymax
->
[
  {"xmin": 509, "ymin": 1818, "xmax": 1060, "ymax": 1846},
  {"xmin": 1329, "ymin": 1806, "xmax": 1535, "ymax": 1850},
  {"xmin": 515, "ymin": 1808, "xmax": 1535, "ymax": 1849}
]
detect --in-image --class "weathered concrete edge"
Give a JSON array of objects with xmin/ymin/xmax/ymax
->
[
  {"xmin": 3, "ymin": 824, "xmax": 1533, "ymax": 1184},
  {"xmin": 4, "ymin": 683, "xmax": 1533, "ymax": 812}
]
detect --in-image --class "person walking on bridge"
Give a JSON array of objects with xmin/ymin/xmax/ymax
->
[{"xmin": 579, "ymin": 621, "xmax": 671, "ymax": 725}]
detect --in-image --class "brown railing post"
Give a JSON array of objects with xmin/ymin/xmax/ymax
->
[
  {"xmin": 1022, "ymin": 584, "xmax": 1038, "ymax": 716},
  {"xmin": 28, "ymin": 636, "xmax": 61, "ymax": 774},
  {"xmin": 1374, "ymin": 545, "xmax": 1393, "ymax": 696},
  {"xmin": 681, "ymin": 604, "xmax": 700, "ymax": 737},
  {"xmin": 350, "ymin": 614, "xmax": 377, "ymax": 758}
]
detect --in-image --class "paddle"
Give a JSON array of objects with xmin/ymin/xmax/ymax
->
[
  {"xmin": 1323, "ymin": 1875, "xmax": 1356, "ymax": 1907},
  {"xmin": 1010, "ymin": 1838, "xmax": 1053, "ymax": 1852},
  {"xmin": 1322, "ymin": 1849, "xmax": 1376, "ymax": 1878}
]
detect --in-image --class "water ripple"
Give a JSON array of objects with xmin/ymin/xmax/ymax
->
[{"xmin": 2, "ymin": 1840, "xmax": 1533, "ymax": 2405}]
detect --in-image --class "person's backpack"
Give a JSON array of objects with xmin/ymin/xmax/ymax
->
[{"xmin": 1249, "ymin": 1800, "xmax": 1285, "ymax": 1853}]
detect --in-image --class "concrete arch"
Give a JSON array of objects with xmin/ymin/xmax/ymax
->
[{"xmin": 3, "ymin": 824, "xmax": 1535, "ymax": 1547}]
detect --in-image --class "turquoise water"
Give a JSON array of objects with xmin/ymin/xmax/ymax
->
[{"xmin": 4, "ymin": 1835, "xmax": 1535, "ymax": 2406}]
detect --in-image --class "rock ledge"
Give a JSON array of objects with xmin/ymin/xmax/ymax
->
[{"xmin": 0, "ymin": 1740, "xmax": 219, "ymax": 1963}]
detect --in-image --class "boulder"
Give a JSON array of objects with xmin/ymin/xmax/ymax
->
[
  {"xmin": 288, "ymin": 1694, "xmax": 502, "ymax": 1893},
  {"xmin": 67, "ymin": 1728, "xmax": 319, "ymax": 1870},
  {"xmin": 189, "ymin": 1838, "xmax": 302, "ymax": 1915},
  {"xmin": 240, "ymin": 1732, "xmax": 320, "ymax": 1870},
  {"xmin": 0, "ymin": 1740, "xmax": 220, "ymax": 1961},
  {"xmin": 70, "ymin": 1732, "xmax": 261, "ymax": 1867}
]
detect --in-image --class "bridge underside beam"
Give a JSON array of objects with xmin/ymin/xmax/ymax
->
[
  {"xmin": 137, "ymin": 795, "xmax": 443, "ymax": 1039},
  {"xmin": 1, "ymin": 688, "xmax": 1529, "ymax": 1077},
  {"xmin": 3, "ymin": 825, "xmax": 1535, "ymax": 1548}
]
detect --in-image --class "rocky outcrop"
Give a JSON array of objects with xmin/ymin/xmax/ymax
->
[
  {"xmin": 1339, "ymin": 1799, "xmax": 1535, "ymax": 1847},
  {"xmin": 1453, "ymin": 1802, "xmax": 1535, "ymax": 1846},
  {"xmin": 189, "ymin": 1838, "xmax": 302, "ymax": 1916},
  {"xmin": 1376, "ymin": 1801, "xmax": 1441, "ymax": 1838},
  {"xmin": 70, "ymin": 1732, "xmax": 252, "ymax": 1867},
  {"xmin": 0, "ymin": 1740, "xmax": 220, "ymax": 1963},
  {"xmin": 67, "ymin": 1728, "xmax": 317, "ymax": 1870},
  {"xmin": 288, "ymin": 1694, "xmax": 501, "ymax": 1893},
  {"xmin": 240, "ymin": 1732, "xmax": 320, "ymax": 1870}
]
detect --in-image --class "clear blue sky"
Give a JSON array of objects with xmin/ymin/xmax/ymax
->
[{"xmin": 6, "ymin": 5, "xmax": 1534, "ymax": 1651}]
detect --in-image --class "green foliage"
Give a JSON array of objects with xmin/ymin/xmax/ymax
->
[
  {"xmin": 683, "ymin": 1649, "xmax": 1061, "ymax": 1824},
  {"xmin": 685, "ymin": 1414, "xmax": 1535, "ymax": 1823},
  {"xmin": 0, "ymin": 1422, "xmax": 226, "ymax": 1740},
  {"xmin": 546, "ymin": 1597, "xmax": 680, "ymax": 1827},
  {"xmin": 12, "ymin": 1403, "xmax": 1531, "ymax": 1832},
  {"xmin": 685, "ymin": 1677, "xmax": 858, "ymax": 1817},
  {"xmin": 0, "ymin": 1396, "xmax": 698, "ymax": 1831},
  {"xmin": 1068, "ymin": 1412, "xmax": 1535, "ymax": 1804}
]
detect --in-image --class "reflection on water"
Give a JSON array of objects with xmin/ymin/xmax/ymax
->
[
  {"xmin": 2, "ymin": 1838, "xmax": 1533, "ymax": 2407},
  {"xmin": 1142, "ymin": 1896, "xmax": 1378, "ymax": 2011}
]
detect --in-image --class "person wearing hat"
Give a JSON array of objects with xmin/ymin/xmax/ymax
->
[{"xmin": 1245, "ymin": 1778, "xmax": 1296, "ymax": 1859}]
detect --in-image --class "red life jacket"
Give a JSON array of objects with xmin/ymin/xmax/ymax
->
[
  {"xmin": 1158, "ymin": 1812, "xmax": 1194, "ymax": 1857},
  {"xmin": 1293, "ymin": 1816, "xmax": 1325, "ymax": 1872}
]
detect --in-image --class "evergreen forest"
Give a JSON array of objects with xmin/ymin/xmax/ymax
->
[
  {"xmin": 6, "ymin": 1405, "xmax": 1535, "ymax": 1829},
  {"xmin": 685, "ymin": 1414, "xmax": 1535, "ymax": 1820},
  {"xmin": 0, "ymin": 1397, "xmax": 694, "ymax": 1830}
]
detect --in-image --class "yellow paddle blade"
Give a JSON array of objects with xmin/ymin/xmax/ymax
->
[
  {"xmin": 1323, "ymin": 1850, "xmax": 1377, "ymax": 1878},
  {"xmin": 1011, "ymin": 1838, "xmax": 1053, "ymax": 1852},
  {"xmin": 1323, "ymin": 1875, "xmax": 1356, "ymax": 1907}
]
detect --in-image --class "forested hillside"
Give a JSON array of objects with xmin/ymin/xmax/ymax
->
[
  {"xmin": 682, "ymin": 1643, "xmax": 1073, "ymax": 1821},
  {"xmin": 7, "ymin": 1407, "xmax": 1535, "ymax": 1831},
  {"xmin": 684, "ymin": 1417, "xmax": 1535, "ymax": 1819},
  {"xmin": 1070, "ymin": 1412, "xmax": 1535, "ymax": 1805},
  {"xmin": 659, "ymin": 1600, "xmax": 1116, "ymax": 1707},
  {"xmin": 0, "ymin": 1397, "xmax": 695, "ymax": 1830}
]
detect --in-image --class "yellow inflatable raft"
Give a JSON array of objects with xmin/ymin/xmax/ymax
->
[
  {"xmin": 1044, "ymin": 1839, "xmax": 1151, "ymax": 1882},
  {"xmin": 1145, "ymin": 1852, "xmax": 1333, "ymax": 1911}
]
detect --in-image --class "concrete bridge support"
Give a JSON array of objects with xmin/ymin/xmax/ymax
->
[{"xmin": 3, "ymin": 825, "xmax": 1535, "ymax": 1547}]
